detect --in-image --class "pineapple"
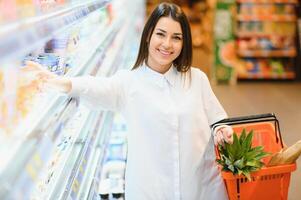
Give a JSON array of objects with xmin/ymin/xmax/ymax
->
[{"xmin": 216, "ymin": 129, "xmax": 270, "ymax": 181}]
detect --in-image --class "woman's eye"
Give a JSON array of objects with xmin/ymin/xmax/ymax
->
[
  {"xmin": 156, "ymin": 32, "xmax": 164, "ymax": 37},
  {"xmin": 173, "ymin": 36, "xmax": 182, "ymax": 40}
]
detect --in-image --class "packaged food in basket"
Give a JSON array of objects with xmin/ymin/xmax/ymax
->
[
  {"xmin": 216, "ymin": 129, "xmax": 270, "ymax": 181},
  {"xmin": 268, "ymin": 140, "xmax": 301, "ymax": 166}
]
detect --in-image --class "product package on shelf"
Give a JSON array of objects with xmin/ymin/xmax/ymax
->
[{"xmin": 234, "ymin": 0, "xmax": 299, "ymax": 80}]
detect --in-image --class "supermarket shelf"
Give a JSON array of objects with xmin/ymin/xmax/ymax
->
[
  {"xmin": 0, "ymin": 0, "xmax": 143, "ymax": 199},
  {"xmin": 74, "ymin": 112, "xmax": 113, "ymax": 200},
  {"xmin": 0, "ymin": 94, "xmax": 75, "ymax": 175},
  {"xmin": 34, "ymin": 28, "xmax": 121, "ymax": 199},
  {"xmin": 59, "ymin": 15, "xmax": 133, "ymax": 199},
  {"xmin": 238, "ymin": 49, "xmax": 297, "ymax": 57},
  {"xmin": 48, "ymin": 111, "xmax": 98, "ymax": 200},
  {"xmin": 47, "ymin": 16, "xmax": 131, "ymax": 200},
  {"xmin": 76, "ymin": 54, "xmax": 128, "ymax": 200},
  {"xmin": 237, "ymin": 0, "xmax": 298, "ymax": 4},
  {"xmin": 0, "ymin": 0, "xmax": 109, "ymax": 63},
  {"xmin": 236, "ymin": 32, "xmax": 295, "ymax": 38},
  {"xmin": 0, "ymin": 4, "xmax": 120, "ymax": 168},
  {"xmin": 0, "ymin": 1, "xmax": 76, "ymax": 28},
  {"xmin": 238, "ymin": 71, "xmax": 295, "ymax": 79},
  {"xmin": 67, "ymin": 113, "xmax": 102, "ymax": 200},
  {"xmin": 34, "ymin": 105, "xmax": 91, "ymax": 200},
  {"xmin": 86, "ymin": 32, "xmax": 140, "ymax": 199},
  {"xmin": 0, "ymin": 12, "xmax": 122, "ymax": 200},
  {"xmin": 237, "ymin": 14, "xmax": 297, "ymax": 22},
  {"xmin": 78, "ymin": 37, "xmax": 134, "ymax": 199},
  {"xmin": 66, "ymin": 18, "xmax": 121, "ymax": 77},
  {"xmin": 86, "ymin": 113, "xmax": 114, "ymax": 200},
  {"xmin": 0, "ymin": 97, "xmax": 79, "ymax": 200},
  {"xmin": 96, "ymin": 19, "xmax": 132, "ymax": 77},
  {"xmin": 0, "ymin": 18, "xmax": 117, "ymax": 185},
  {"xmin": 37, "ymin": 33, "xmax": 123, "ymax": 199},
  {"xmin": 76, "ymin": 114, "xmax": 106, "ymax": 199},
  {"xmin": 67, "ymin": 18, "xmax": 133, "ymax": 200}
]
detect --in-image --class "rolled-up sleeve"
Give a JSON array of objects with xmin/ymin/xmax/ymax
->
[
  {"xmin": 200, "ymin": 71, "xmax": 227, "ymax": 126},
  {"xmin": 68, "ymin": 70, "xmax": 128, "ymax": 112}
]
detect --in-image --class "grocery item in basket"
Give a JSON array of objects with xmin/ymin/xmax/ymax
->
[
  {"xmin": 216, "ymin": 129, "xmax": 270, "ymax": 181},
  {"xmin": 268, "ymin": 140, "xmax": 301, "ymax": 166}
]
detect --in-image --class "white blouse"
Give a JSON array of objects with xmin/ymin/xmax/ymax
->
[{"xmin": 70, "ymin": 64, "xmax": 229, "ymax": 200}]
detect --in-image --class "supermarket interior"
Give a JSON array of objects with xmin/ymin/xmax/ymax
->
[{"xmin": 0, "ymin": 0, "xmax": 301, "ymax": 200}]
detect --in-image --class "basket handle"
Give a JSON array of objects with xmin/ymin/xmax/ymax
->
[{"xmin": 211, "ymin": 113, "xmax": 284, "ymax": 148}]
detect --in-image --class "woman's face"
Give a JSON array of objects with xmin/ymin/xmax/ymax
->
[{"xmin": 147, "ymin": 17, "xmax": 183, "ymax": 73}]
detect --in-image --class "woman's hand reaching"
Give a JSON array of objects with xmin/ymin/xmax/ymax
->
[
  {"xmin": 213, "ymin": 125, "xmax": 234, "ymax": 146},
  {"xmin": 21, "ymin": 61, "xmax": 72, "ymax": 93},
  {"xmin": 22, "ymin": 60, "xmax": 57, "ymax": 79}
]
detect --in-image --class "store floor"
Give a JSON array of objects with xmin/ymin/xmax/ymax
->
[{"xmin": 212, "ymin": 82, "xmax": 301, "ymax": 200}]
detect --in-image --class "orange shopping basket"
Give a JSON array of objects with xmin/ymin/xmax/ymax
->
[{"xmin": 212, "ymin": 113, "xmax": 297, "ymax": 200}]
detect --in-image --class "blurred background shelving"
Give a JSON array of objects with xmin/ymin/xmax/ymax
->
[
  {"xmin": 235, "ymin": 0, "xmax": 299, "ymax": 80},
  {"xmin": 212, "ymin": 0, "xmax": 300, "ymax": 82}
]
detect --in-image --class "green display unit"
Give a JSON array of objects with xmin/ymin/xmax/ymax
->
[{"xmin": 213, "ymin": 0, "xmax": 237, "ymax": 84}]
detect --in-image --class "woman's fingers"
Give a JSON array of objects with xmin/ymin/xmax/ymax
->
[
  {"xmin": 19, "ymin": 61, "xmax": 59, "ymax": 93},
  {"xmin": 26, "ymin": 61, "xmax": 44, "ymax": 69},
  {"xmin": 23, "ymin": 61, "xmax": 52, "ymax": 75},
  {"xmin": 222, "ymin": 127, "xmax": 233, "ymax": 144},
  {"xmin": 22, "ymin": 61, "xmax": 43, "ymax": 72},
  {"xmin": 218, "ymin": 132, "xmax": 224, "ymax": 146},
  {"xmin": 214, "ymin": 126, "xmax": 234, "ymax": 146},
  {"xmin": 214, "ymin": 130, "xmax": 224, "ymax": 146},
  {"xmin": 22, "ymin": 61, "xmax": 57, "ymax": 79}
]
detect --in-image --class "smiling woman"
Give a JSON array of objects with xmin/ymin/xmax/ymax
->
[
  {"xmin": 132, "ymin": 2, "xmax": 192, "ymax": 73},
  {"xmin": 147, "ymin": 17, "xmax": 183, "ymax": 73},
  {"xmin": 22, "ymin": 2, "xmax": 233, "ymax": 200}
]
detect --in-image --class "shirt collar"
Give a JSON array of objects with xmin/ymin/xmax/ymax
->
[
  {"xmin": 164, "ymin": 64, "xmax": 177, "ymax": 87},
  {"xmin": 141, "ymin": 63, "xmax": 178, "ymax": 87}
]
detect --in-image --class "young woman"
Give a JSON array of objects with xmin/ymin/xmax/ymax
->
[{"xmin": 25, "ymin": 2, "xmax": 233, "ymax": 200}]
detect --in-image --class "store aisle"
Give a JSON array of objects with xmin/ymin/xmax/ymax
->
[{"xmin": 213, "ymin": 82, "xmax": 301, "ymax": 200}]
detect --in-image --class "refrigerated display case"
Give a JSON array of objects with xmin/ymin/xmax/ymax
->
[{"xmin": 0, "ymin": 0, "xmax": 144, "ymax": 199}]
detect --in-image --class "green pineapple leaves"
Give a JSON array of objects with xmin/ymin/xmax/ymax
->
[{"xmin": 216, "ymin": 129, "xmax": 270, "ymax": 181}]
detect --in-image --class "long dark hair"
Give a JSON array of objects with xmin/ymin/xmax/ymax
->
[{"xmin": 132, "ymin": 2, "xmax": 192, "ymax": 73}]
